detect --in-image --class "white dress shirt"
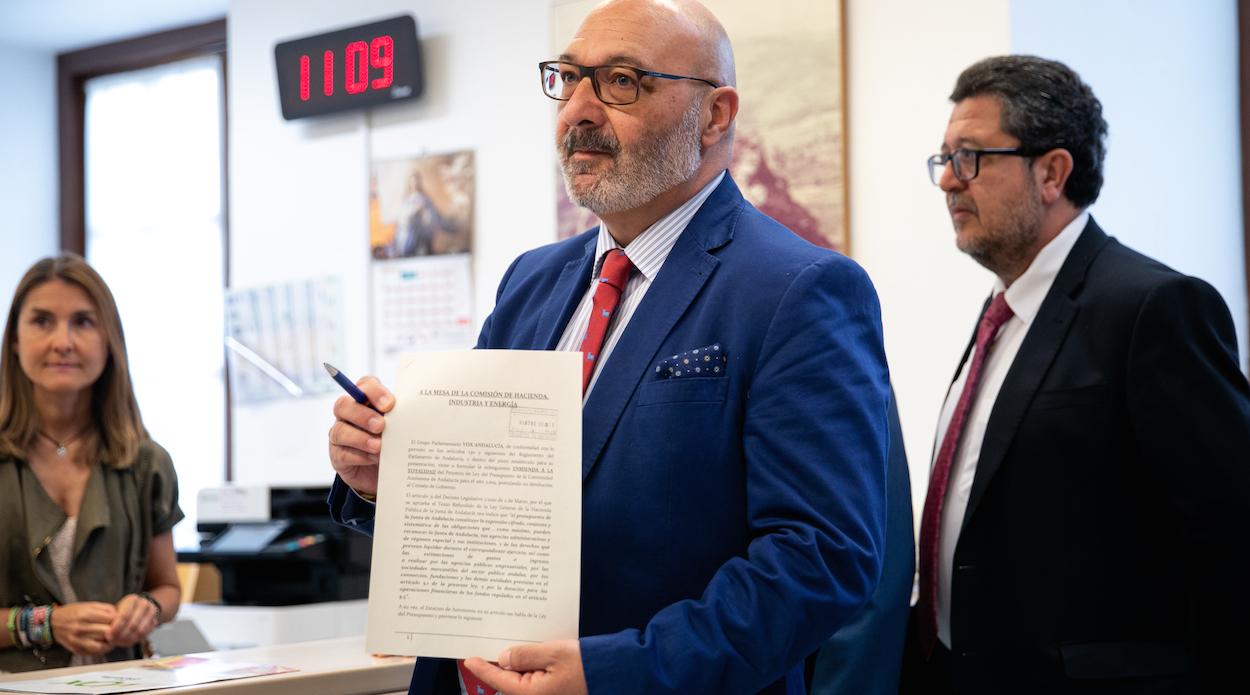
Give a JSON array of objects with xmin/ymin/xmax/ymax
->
[
  {"xmin": 554, "ymin": 171, "xmax": 724, "ymax": 398},
  {"xmin": 934, "ymin": 211, "xmax": 1088, "ymax": 647}
]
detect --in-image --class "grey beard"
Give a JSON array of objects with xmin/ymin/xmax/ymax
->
[
  {"xmin": 954, "ymin": 183, "xmax": 1044, "ymax": 279},
  {"xmin": 559, "ymin": 98, "xmax": 704, "ymax": 216}
]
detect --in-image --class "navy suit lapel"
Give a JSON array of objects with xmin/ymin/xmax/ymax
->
[
  {"xmin": 580, "ymin": 175, "xmax": 743, "ymax": 480},
  {"xmin": 535, "ymin": 233, "xmax": 597, "ymax": 350},
  {"xmin": 962, "ymin": 218, "xmax": 1110, "ymax": 528}
]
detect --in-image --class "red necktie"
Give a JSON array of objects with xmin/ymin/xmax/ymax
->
[
  {"xmin": 457, "ymin": 664, "xmax": 495, "ymax": 695},
  {"xmin": 454, "ymin": 250, "xmax": 632, "ymax": 695},
  {"xmin": 578, "ymin": 248, "xmax": 634, "ymax": 394},
  {"xmin": 917, "ymin": 292, "xmax": 1014, "ymax": 657}
]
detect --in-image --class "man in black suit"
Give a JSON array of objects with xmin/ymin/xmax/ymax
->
[{"xmin": 905, "ymin": 55, "xmax": 1250, "ymax": 694}]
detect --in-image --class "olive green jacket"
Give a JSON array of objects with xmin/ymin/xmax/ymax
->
[{"xmin": 0, "ymin": 440, "xmax": 183, "ymax": 672}]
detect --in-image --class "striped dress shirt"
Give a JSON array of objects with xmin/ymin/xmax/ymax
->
[{"xmin": 555, "ymin": 171, "xmax": 725, "ymax": 398}]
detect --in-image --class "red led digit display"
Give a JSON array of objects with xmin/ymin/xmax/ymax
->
[
  {"xmin": 344, "ymin": 41, "xmax": 368, "ymax": 95},
  {"xmin": 323, "ymin": 50, "xmax": 334, "ymax": 97},
  {"xmin": 370, "ymin": 36, "xmax": 394, "ymax": 90},
  {"xmin": 299, "ymin": 55, "xmax": 310, "ymax": 101},
  {"xmin": 274, "ymin": 15, "xmax": 423, "ymax": 121}
]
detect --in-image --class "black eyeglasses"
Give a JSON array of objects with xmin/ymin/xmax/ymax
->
[
  {"xmin": 539, "ymin": 61, "xmax": 719, "ymax": 106},
  {"xmin": 926, "ymin": 147, "xmax": 1044, "ymax": 185}
]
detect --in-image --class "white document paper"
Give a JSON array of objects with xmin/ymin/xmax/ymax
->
[
  {"xmin": 366, "ymin": 350, "xmax": 582, "ymax": 660},
  {"xmin": 0, "ymin": 656, "xmax": 296, "ymax": 694}
]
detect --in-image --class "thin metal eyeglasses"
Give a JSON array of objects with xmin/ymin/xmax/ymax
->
[
  {"xmin": 539, "ymin": 60, "xmax": 720, "ymax": 106},
  {"xmin": 926, "ymin": 147, "xmax": 1045, "ymax": 185}
]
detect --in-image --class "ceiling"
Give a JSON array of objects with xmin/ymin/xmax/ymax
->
[{"xmin": 0, "ymin": 0, "xmax": 227, "ymax": 53}]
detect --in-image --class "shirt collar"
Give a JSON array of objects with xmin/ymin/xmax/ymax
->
[
  {"xmin": 593, "ymin": 170, "xmax": 726, "ymax": 281},
  {"xmin": 996, "ymin": 210, "xmax": 1089, "ymax": 326}
]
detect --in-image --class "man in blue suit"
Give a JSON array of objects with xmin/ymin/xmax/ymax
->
[{"xmin": 327, "ymin": 1, "xmax": 891, "ymax": 692}]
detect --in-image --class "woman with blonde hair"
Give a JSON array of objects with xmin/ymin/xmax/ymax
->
[{"xmin": 0, "ymin": 253, "xmax": 181, "ymax": 672}]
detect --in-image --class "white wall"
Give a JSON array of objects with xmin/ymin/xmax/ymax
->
[
  {"xmin": 228, "ymin": 0, "xmax": 555, "ymax": 485},
  {"xmin": 846, "ymin": 0, "xmax": 1011, "ymax": 513},
  {"xmin": 1011, "ymin": 0, "xmax": 1248, "ymax": 371},
  {"xmin": 0, "ymin": 45, "xmax": 58, "ymax": 303}
]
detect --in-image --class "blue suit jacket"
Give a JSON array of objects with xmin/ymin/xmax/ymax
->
[
  {"xmin": 330, "ymin": 174, "xmax": 891, "ymax": 694},
  {"xmin": 808, "ymin": 391, "xmax": 912, "ymax": 695}
]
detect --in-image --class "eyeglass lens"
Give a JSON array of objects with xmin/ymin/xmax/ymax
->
[
  {"xmin": 928, "ymin": 150, "xmax": 979, "ymax": 185},
  {"xmin": 542, "ymin": 62, "xmax": 640, "ymax": 105}
]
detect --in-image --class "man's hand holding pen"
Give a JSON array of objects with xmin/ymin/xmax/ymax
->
[{"xmin": 327, "ymin": 373, "xmax": 395, "ymax": 497}]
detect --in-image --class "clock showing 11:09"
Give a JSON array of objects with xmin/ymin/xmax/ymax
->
[{"xmin": 274, "ymin": 15, "xmax": 424, "ymax": 121}]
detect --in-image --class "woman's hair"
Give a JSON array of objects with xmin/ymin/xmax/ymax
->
[{"xmin": 0, "ymin": 253, "xmax": 148, "ymax": 467}]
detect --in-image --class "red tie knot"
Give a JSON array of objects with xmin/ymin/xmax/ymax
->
[
  {"xmin": 977, "ymin": 292, "xmax": 1013, "ymax": 347},
  {"xmin": 598, "ymin": 249, "xmax": 633, "ymax": 292}
]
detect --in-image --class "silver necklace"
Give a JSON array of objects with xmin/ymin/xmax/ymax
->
[{"xmin": 37, "ymin": 427, "xmax": 91, "ymax": 457}]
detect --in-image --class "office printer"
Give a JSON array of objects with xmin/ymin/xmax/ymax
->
[{"xmin": 177, "ymin": 486, "xmax": 371, "ymax": 606}]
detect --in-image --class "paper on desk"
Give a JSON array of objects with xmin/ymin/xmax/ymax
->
[
  {"xmin": 366, "ymin": 350, "xmax": 582, "ymax": 660},
  {"xmin": 0, "ymin": 656, "xmax": 296, "ymax": 694}
]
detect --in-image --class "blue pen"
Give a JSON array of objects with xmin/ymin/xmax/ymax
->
[{"xmin": 323, "ymin": 362, "xmax": 383, "ymax": 414}]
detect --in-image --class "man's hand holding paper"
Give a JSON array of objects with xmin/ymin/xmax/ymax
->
[{"xmin": 464, "ymin": 639, "xmax": 588, "ymax": 695}]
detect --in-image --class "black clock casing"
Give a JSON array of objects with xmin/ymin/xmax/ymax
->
[{"xmin": 274, "ymin": 15, "xmax": 423, "ymax": 121}]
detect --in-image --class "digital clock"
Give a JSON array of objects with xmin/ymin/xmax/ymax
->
[{"xmin": 274, "ymin": 15, "xmax": 423, "ymax": 121}]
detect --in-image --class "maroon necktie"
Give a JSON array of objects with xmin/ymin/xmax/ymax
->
[
  {"xmin": 917, "ymin": 292, "xmax": 1014, "ymax": 657},
  {"xmin": 578, "ymin": 248, "xmax": 634, "ymax": 394}
]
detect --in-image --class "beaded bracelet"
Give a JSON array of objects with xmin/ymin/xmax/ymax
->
[
  {"xmin": 17, "ymin": 606, "xmax": 31, "ymax": 648},
  {"xmin": 29, "ymin": 606, "xmax": 45, "ymax": 648},
  {"xmin": 12, "ymin": 605, "xmax": 56, "ymax": 649},
  {"xmin": 137, "ymin": 592, "xmax": 162, "ymax": 624},
  {"xmin": 43, "ymin": 604, "xmax": 55, "ymax": 647},
  {"xmin": 5, "ymin": 607, "xmax": 20, "ymax": 648},
  {"xmin": 30, "ymin": 605, "xmax": 53, "ymax": 648},
  {"xmin": 7, "ymin": 604, "xmax": 61, "ymax": 651}
]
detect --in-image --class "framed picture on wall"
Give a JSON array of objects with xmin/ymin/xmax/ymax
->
[
  {"xmin": 371, "ymin": 151, "xmax": 475, "ymax": 260},
  {"xmin": 550, "ymin": 0, "xmax": 849, "ymax": 254}
]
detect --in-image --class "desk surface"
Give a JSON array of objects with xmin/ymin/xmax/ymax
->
[{"xmin": 0, "ymin": 636, "xmax": 413, "ymax": 695}]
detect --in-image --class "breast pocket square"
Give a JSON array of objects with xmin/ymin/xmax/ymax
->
[{"xmin": 654, "ymin": 343, "xmax": 727, "ymax": 379}]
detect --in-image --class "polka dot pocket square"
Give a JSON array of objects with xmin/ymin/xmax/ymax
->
[{"xmin": 654, "ymin": 343, "xmax": 728, "ymax": 379}]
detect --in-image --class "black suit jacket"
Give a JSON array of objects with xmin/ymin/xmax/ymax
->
[{"xmin": 917, "ymin": 218, "xmax": 1250, "ymax": 694}]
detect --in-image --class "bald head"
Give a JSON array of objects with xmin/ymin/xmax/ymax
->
[
  {"xmin": 578, "ymin": 0, "xmax": 736, "ymax": 88},
  {"xmin": 554, "ymin": 0, "xmax": 741, "ymax": 237}
]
